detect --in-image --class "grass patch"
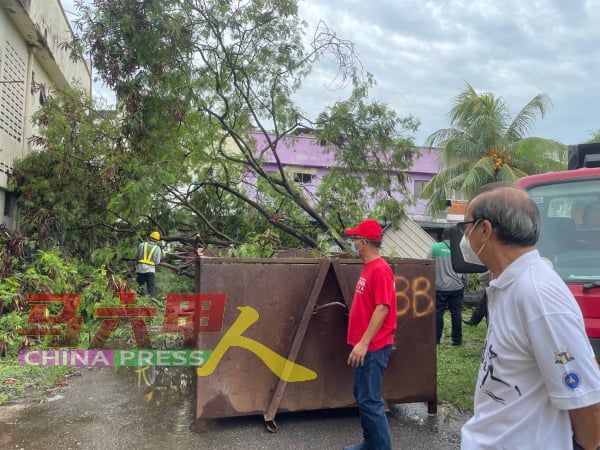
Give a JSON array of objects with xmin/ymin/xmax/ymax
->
[
  {"xmin": 0, "ymin": 357, "xmax": 72, "ymax": 404},
  {"xmin": 436, "ymin": 307, "xmax": 487, "ymax": 413}
]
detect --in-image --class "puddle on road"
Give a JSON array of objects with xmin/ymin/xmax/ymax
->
[
  {"xmin": 0, "ymin": 366, "xmax": 198, "ymax": 448},
  {"xmin": 0, "ymin": 398, "xmax": 37, "ymax": 426},
  {"xmin": 1, "ymin": 367, "xmax": 467, "ymax": 449},
  {"xmin": 109, "ymin": 366, "xmax": 465, "ymax": 434},
  {"xmin": 111, "ymin": 365, "xmax": 196, "ymax": 432}
]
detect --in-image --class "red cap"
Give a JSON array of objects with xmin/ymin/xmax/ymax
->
[{"xmin": 344, "ymin": 219, "xmax": 383, "ymax": 241}]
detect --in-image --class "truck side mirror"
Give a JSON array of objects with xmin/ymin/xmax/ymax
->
[
  {"xmin": 568, "ymin": 143, "xmax": 600, "ymax": 170},
  {"xmin": 448, "ymin": 226, "xmax": 488, "ymax": 273}
]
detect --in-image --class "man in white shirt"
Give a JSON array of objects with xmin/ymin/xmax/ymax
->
[{"xmin": 459, "ymin": 182, "xmax": 600, "ymax": 450}]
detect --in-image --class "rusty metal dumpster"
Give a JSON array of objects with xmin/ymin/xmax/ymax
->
[{"xmin": 194, "ymin": 257, "xmax": 436, "ymax": 431}]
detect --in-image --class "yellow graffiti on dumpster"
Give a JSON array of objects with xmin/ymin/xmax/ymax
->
[
  {"xmin": 395, "ymin": 275, "xmax": 434, "ymax": 318},
  {"xmin": 196, "ymin": 306, "xmax": 317, "ymax": 382}
]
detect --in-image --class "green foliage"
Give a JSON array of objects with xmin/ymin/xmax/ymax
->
[
  {"xmin": 155, "ymin": 269, "xmax": 194, "ymax": 297},
  {"xmin": 11, "ymin": 88, "xmax": 127, "ymax": 260},
  {"xmin": 32, "ymin": 250, "xmax": 79, "ymax": 293},
  {"xmin": 0, "ymin": 242, "xmax": 199, "ymax": 405},
  {"xmin": 0, "ymin": 311, "xmax": 28, "ymax": 357},
  {"xmin": 79, "ymin": 266, "xmax": 121, "ymax": 320},
  {"xmin": 437, "ymin": 310, "xmax": 487, "ymax": 412},
  {"xmin": 0, "ymin": 248, "xmax": 129, "ymax": 356},
  {"xmin": 466, "ymin": 273, "xmax": 484, "ymax": 292},
  {"xmin": 311, "ymin": 236, "xmax": 346, "ymax": 258},
  {"xmin": 0, "ymin": 278, "xmax": 23, "ymax": 313},
  {"xmin": 1, "ymin": 249, "xmax": 84, "ymax": 315},
  {"xmin": 227, "ymin": 229, "xmax": 281, "ymax": 258},
  {"xmin": 8, "ymin": 0, "xmax": 421, "ymax": 255},
  {"xmin": 422, "ymin": 83, "xmax": 567, "ymax": 213},
  {"xmin": 0, "ymin": 360, "xmax": 71, "ymax": 405},
  {"xmin": 586, "ymin": 129, "xmax": 600, "ymax": 144},
  {"xmin": 315, "ymin": 75, "xmax": 420, "ymax": 229}
]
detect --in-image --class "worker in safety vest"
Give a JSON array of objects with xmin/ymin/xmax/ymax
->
[{"xmin": 135, "ymin": 231, "xmax": 162, "ymax": 297}]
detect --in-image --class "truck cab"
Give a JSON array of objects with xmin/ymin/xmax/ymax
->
[{"xmin": 516, "ymin": 143, "xmax": 600, "ymax": 357}]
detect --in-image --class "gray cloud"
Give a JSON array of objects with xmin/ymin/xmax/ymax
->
[
  {"xmin": 297, "ymin": 0, "xmax": 600, "ymax": 145},
  {"xmin": 60, "ymin": 0, "xmax": 600, "ymax": 145}
]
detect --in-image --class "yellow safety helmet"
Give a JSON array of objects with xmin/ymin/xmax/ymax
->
[{"xmin": 149, "ymin": 231, "xmax": 161, "ymax": 241}]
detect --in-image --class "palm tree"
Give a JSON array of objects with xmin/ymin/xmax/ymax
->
[{"xmin": 421, "ymin": 83, "xmax": 566, "ymax": 213}]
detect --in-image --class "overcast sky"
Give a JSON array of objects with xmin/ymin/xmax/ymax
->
[{"xmin": 61, "ymin": 0, "xmax": 600, "ymax": 146}]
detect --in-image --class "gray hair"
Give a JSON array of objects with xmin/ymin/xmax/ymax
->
[{"xmin": 470, "ymin": 182, "xmax": 540, "ymax": 246}]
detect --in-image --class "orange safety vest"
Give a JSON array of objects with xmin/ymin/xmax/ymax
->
[{"xmin": 138, "ymin": 242, "xmax": 159, "ymax": 265}]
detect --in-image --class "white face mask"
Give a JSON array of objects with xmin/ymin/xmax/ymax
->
[
  {"xmin": 459, "ymin": 220, "xmax": 487, "ymax": 265},
  {"xmin": 350, "ymin": 238, "xmax": 364, "ymax": 257},
  {"xmin": 350, "ymin": 240, "xmax": 359, "ymax": 256}
]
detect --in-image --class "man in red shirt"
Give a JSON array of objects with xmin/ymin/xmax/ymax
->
[{"xmin": 344, "ymin": 219, "xmax": 396, "ymax": 450}]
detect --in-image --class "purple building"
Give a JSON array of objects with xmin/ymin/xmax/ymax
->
[{"xmin": 246, "ymin": 131, "xmax": 444, "ymax": 227}]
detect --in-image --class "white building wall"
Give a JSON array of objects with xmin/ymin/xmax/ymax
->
[
  {"xmin": 25, "ymin": 0, "xmax": 91, "ymax": 90},
  {"xmin": 0, "ymin": 0, "xmax": 91, "ymax": 229},
  {"xmin": 0, "ymin": 14, "xmax": 29, "ymax": 164}
]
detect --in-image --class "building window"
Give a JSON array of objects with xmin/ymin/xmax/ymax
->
[
  {"xmin": 0, "ymin": 41, "xmax": 26, "ymax": 142},
  {"xmin": 3, "ymin": 191, "xmax": 18, "ymax": 217},
  {"xmin": 413, "ymin": 180, "xmax": 427, "ymax": 198},
  {"xmin": 293, "ymin": 172, "xmax": 315, "ymax": 184}
]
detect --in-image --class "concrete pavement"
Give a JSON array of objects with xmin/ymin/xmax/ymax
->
[{"xmin": 0, "ymin": 367, "xmax": 468, "ymax": 449}]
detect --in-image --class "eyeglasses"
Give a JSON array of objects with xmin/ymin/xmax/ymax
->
[
  {"xmin": 456, "ymin": 218, "xmax": 494, "ymax": 234},
  {"xmin": 456, "ymin": 220, "xmax": 477, "ymax": 234}
]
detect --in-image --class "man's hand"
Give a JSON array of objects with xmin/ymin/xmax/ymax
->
[
  {"xmin": 347, "ymin": 305, "xmax": 389, "ymax": 368},
  {"xmin": 348, "ymin": 342, "xmax": 368, "ymax": 367},
  {"xmin": 570, "ymin": 401, "xmax": 600, "ymax": 449}
]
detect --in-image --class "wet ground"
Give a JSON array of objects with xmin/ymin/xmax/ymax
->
[{"xmin": 0, "ymin": 367, "xmax": 469, "ymax": 449}]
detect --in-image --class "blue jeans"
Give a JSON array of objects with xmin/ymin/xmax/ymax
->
[{"xmin": 353, "ymin": 345, "xmax": 392, "ymax": 450}]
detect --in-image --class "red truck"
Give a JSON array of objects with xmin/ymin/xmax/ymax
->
[{"xmin": 516, "ymin": 143, "xmax": 600, "ymax": 357}]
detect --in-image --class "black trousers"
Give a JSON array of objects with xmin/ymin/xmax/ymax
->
[
  {"xmin": 136, "ymin": 272, "xmax": 156, "ymax": 297},
  {"xmin": 436, "ymin": 289, "xmax": 464, "ymax": 344}
]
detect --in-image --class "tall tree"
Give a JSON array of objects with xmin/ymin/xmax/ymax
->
[
  {"xmin": 12, "ymin": 89, "xmax": 134, "ymax": 260},
  {"xmin": 43, "ymin": 0, "xmax": 419, "ymax": 252},
  {"xmin": 12, "ymin": 87, "xmax": 287, "ymax": 263},
  {"xmin": 421, "ymin": 83, "xmax": 566, "ymax": 213}
]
